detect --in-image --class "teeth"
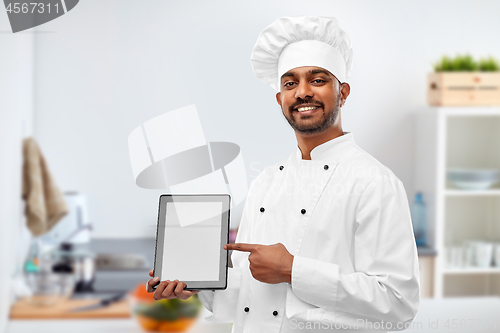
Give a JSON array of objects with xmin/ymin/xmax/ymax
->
[{"xmin": 297, "ymin": 106, "xmax": 318, "ymax": 112}]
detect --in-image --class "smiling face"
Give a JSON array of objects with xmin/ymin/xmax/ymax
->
[{"xmin": 276, "ymin": 66, "xmax": 348, "ymax": 135}]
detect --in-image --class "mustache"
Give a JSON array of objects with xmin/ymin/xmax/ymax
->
[{"xmin": 288, "ymin": 98, "xmax": 324, "ymax": 112}]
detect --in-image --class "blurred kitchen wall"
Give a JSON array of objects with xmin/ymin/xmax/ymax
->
[
  {"xmin": 0, "ymin": 31, "xmax": 34, "ymax": 332},
  {"xmin": 4, "ymin": 0, "xmax": 499, "ymax": 239}
]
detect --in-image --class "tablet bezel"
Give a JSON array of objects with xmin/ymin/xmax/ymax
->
[{"xmin": 153, "ymin": 194, "xmax": 230, "ymax": 291}]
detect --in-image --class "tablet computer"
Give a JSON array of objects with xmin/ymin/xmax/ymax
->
[{"xmin": 153, "ymin": 194, "xmax": 230, "ymax": 291}]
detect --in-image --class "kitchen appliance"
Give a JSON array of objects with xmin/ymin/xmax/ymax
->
[
  {"xmin": 38, "ymin": 192, "xmax": 95, "ymax": 293},
  {"xmin": 52, "ymin": 242, "xmax": 96, "ymax": 293},
  {"xmin": 40, "ymin": 192, "xmax": 92, "ymax": 245}
]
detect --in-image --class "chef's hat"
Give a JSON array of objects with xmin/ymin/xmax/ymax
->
[{"xmin": 250, "ymin": 16, "xmax": 353, "ymax": 91}]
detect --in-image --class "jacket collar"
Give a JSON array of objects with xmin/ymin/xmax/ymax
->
[{"xmin": 295, "ymin": 131, "xmax": 355, "ymax": 161}]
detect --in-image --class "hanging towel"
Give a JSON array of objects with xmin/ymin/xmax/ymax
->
[{"xmin": 22, "ymin": 137, "xmax": 68, "ymax": 237}]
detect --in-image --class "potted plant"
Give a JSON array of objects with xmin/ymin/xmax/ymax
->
[{"xmin": 427, "ymin": 54, "xmax": 500, "ymax": 106}]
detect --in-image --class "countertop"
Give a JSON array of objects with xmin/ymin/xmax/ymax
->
[{"xmin": 6, "ymin": 307, "xmax": 232, "ymax": 333}]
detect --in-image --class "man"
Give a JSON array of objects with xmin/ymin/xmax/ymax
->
[{"xmin": 147, "ymin": 16, "xmax": 420, "ymax": 332}]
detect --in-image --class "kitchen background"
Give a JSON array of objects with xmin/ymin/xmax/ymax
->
[{"xmin": 2, "ymin": 0, "xmax": 500, "ymax": 332}]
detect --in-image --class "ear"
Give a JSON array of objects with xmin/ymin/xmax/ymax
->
[
  {"xmin": 340, "ymin": 82, "xmax": 351, "ymax": 105},
  {"xmin": 276, "ymin": 92, "xmax": 281, "ymax": 106}
]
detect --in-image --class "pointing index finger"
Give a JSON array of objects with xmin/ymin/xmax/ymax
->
[{"xmin": 224, "ymin": 243, "xmax": 256, "ymax": 252}]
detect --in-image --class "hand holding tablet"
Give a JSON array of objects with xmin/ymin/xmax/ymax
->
[
  {"xmin": 148, "ymin": 194, "xmax": 231, "ymax": 296},
  {"xmin": 146, "ymin": 270, "xmax": 200, "ymax": 300}
]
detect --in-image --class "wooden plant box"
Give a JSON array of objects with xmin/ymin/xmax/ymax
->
[{"xmin": 427, "ymin": 72, "xmax": 500, "ymax": 106}]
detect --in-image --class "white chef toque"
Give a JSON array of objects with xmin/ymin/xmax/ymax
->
[{"xmin": 250, "ymin": 16, "xmax": 353, "ymax": 91}]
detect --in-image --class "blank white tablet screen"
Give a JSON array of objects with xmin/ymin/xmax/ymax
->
[{"xmin": 161, "ymin": 201, "xmax": 222, "ymax": 281}]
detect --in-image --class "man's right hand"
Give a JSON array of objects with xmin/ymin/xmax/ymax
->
[{"xmin": 146, "ymin": 270, "xmax": 201, "ymax": 300}]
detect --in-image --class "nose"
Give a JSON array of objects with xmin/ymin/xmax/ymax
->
[{"xmin": 294, "ymin": 80, "xmax": 314, "ymax": 100}]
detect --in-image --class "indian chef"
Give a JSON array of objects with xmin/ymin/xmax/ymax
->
[{"xmin": 147, "ymin": 15, "xmax": 420, "ymax": 333}]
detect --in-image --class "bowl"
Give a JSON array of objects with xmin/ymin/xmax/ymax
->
[
  {"xmin": 130, "ymin": 284, "xmax": 203, "ymax": 332},
  {"xmin": 24, "ymin": 271, "xmax": 75, "ymax": 306},
  {"xmin": 447, "ymin": 168, "xmax": 499, "ymax": 190}
]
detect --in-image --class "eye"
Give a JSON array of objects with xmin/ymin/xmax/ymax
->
[
  {"xmin": 312, "ymin": 79, "xmax": 325, "ymax": 84},
  {"xmin": 284, "ymin": 82, "xmax": 295, "ymax": 88}
]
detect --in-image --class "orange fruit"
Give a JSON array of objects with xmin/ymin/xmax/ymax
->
[
  {"xmin": 137, "ymin": 315, "xmax": 161, "ymax": 331},
  {"xmin": 134, "ymin": 283, "xmax": 155, "ymax": 302},
  {"xmin": 158, "ymin": 318, "xmax": 196, "ymax": 332}
]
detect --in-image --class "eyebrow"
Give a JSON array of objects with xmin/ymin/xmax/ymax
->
[{"xmin": 280, "ymin": 69, "xmax": 332, "ymax": 81}]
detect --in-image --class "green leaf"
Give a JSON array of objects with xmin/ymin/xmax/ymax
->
[{"xmin": 433, "ymin": 54, "xmax": 499, "ymax": 72}]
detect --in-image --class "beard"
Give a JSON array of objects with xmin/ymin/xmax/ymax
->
[{"xmin": 282, "ymin": 89, "xmax": 341, "ymax": 135}]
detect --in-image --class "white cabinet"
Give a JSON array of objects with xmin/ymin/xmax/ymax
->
[{"xmin": 415, "ymin": 107, "xmax": 500, "ymax": 298}]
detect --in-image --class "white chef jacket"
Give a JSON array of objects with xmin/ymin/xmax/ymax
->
[{"xmin": 198, "ymin": 132, "xmax": 420, "ymax": 333}]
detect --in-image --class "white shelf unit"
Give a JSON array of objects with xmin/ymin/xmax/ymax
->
[{"xmin": 415, "ymin": 107, "xmax": 500, "ymax": 298}]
